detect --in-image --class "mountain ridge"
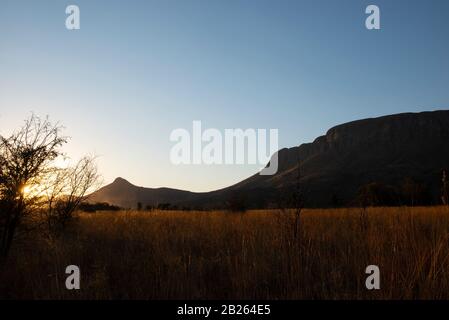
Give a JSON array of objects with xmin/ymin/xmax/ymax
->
[{"xmin": 88, "ymin": 110, "xmax": 449, "ymax": 209}]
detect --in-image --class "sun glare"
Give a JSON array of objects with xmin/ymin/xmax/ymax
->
[
  {"xmin": 21, "ymin": 184, "xmax": 44, "ymax": 198},
  {"xmin": 21, "ymin": 185, "xmax": 32, "ymax": 197}
]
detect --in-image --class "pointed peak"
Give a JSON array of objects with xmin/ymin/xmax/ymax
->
[{"xmin": 113, "ymin": 177, "xmax": 132, "ymax": 185}]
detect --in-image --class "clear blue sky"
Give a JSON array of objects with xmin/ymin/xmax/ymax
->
[{"xmin": 1, "ymin": 0, "xmax": 448, "ymax": 191}]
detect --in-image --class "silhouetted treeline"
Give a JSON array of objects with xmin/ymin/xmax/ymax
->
[
  {"xmin": 140, "ymin": 203, "xmax": 196, "ymax": 211},
  {"xmin": 79, "ymin": 202, "xmax": 122, "ymax": 212},
  {"xmin": 80, "ymin": 202, "xmax": 197, "ymax": 212},
  {"xmin": 357, "ymin": 178, "xmax": 432, "ymax": 207},
  {"xmin": 226, "ymin": 191, "xmax": 247, "ymax": 212}
]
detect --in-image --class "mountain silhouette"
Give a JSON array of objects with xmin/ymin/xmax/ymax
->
[
  {"xmin": 88, "ymin": 177, "xmax": 197, "ymax": 209},
  {"xmin": 88, "ymin": 110, "xmax": 449, "ymax": 209}
]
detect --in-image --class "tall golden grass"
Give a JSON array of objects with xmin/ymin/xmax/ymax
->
[{"xmin": 1, "ymin": 207, "xmax": 449, "ymax": 299}]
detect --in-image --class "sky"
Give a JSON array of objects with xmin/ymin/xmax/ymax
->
[{"xmin": 0, "ymin": 0, "xmax": 448, "ymax": 192}]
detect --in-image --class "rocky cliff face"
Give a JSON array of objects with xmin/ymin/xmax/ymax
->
[{"xmin": 230, "ymin": 110, "xmax": 449, "ymax": 206}]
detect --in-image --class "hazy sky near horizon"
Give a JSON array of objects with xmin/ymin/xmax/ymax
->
[{"xmin": 1, "ymin": 0, "xmax": 448, "ymax": 191}]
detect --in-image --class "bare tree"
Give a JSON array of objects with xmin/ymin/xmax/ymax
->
[
  {"xmin": 0, "ymin": 115, "xmax": 100, "ymax": 260},
  {"xmin": 44, "ymin": 156, "xmax": 100, "ymax": 234},
  {"xmin": 0, "ymin": 115, "xmax": 66, "ymax": 259}
]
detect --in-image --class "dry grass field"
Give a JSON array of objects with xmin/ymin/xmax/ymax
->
[{"xmin": 2, "ymin": 207, "xmax": 449, "ymax": 300}]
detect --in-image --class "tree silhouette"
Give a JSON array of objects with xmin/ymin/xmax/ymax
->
[
  {"xmin": 0, "ymin": 115, "xmax": 99, "ymax": 260},
  {"xmin": 44, "ymin": 156, "xmax": 100, "ymax": 234},
  {"xmin": 0, "ymin": 115, "xmax": 66, "ymax": 259},
  {"xmin": 226, "ymin": 191, "xmax": 246, "ymax": 213}
]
